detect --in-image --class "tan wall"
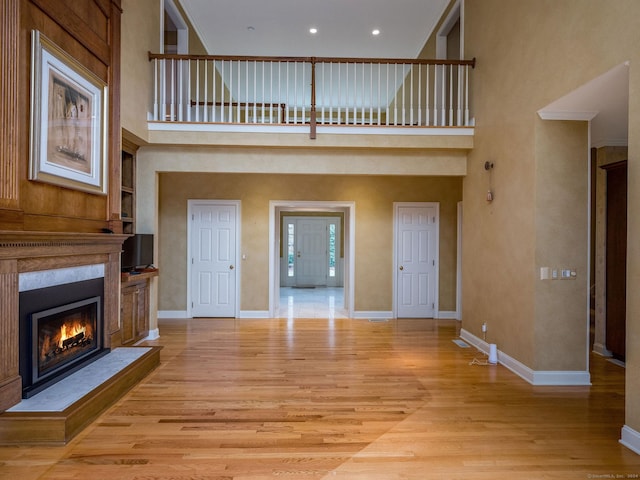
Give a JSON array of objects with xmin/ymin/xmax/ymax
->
[
  {"xmin": 418, "ymin": 0, "xmax": 458, "ymax": 59},
  {"xmin": 534, "ymin": 120, "xmax": 589, "ymax": 371},
  {"xmin": 461, "ymin": 0, "xmax": 640, "ymax": 432},
  {"xmin": 120, "ymin": 0, "xmax": 213, "ymax": 142},
  {"xmin": 121, "ymin": 0, "xmax": 160, "ymax": 142},
  {"xmin": 157, "ymin": 173, "xmax": 461, "ymax": 313}
]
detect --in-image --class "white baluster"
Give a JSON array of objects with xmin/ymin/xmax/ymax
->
[
  {"xmin": 301, "ymin": 63, "xmax": 305, "ymax": 124},
  {"xmin": 376, "ymin": 63, "xmax": 381, "ymax": 126},
  {"xmin": 440, "ymin": 64, "xmax": 446, "ymax": 126},
  {"xmin": 160, "ymin": 59, "xmax": 166, "ymax": 121},
  {"xmin": 321, "ymin": 63, "xmax": 325, "ymax": 124},
  {"xmin": 369, "ymin": 63, "xmax": 373, "ymax": 125},
  {"xmin": 393, "ymin": 64, "xmax": 398, "ymax": 125},
  {"xmin": 219, "ymin": 60, "xmax": 225, "ymax": 122},
  {"xmin": 337, "ymin": 63, "xmax": 341, "ymax": 125},
  {"xmin": 449, "ymin": 64, "xmax": 453, "ymax": 126},
  {"xmin": 177, "ymin": 59, "xmax": 183, "ymax": 121},
  {"xmin": 194, "ymin": 60, "xmax": 199, "ymax": 122},
  {"xmin": 268, "ymin": 61, "xmax": 272, "ymax": 124},
  {"xmin": 361, "ymin": 62, "xmax": 365, "ymax": 125},
  {"xmin": 204, "ymin": 60, "xmax": 209, "ymax": 122},
  {"xmin": 153, "ymin": 58, "xmax": 158, "ymax": 121},
  {"xmin": 425, "ymin": 64, "xmax": 435, "ymax": 127},
  {"xmin": 409, "ymin": 64, "xmax": 414, "ymax": 126},
  {"xmin": 255, "ymin": 61, "xmax": 258, "ymax": 124},
  {"xmin": 170, "ymin": 59, "xmax": 175, "ymax": 121},
  {"xmin": 465, "ymin": 65, "xmax": 470, "ymax": 126},
  {"xmin": 237, "ymin": 60, "xmax": 241, "ymax": 123},
  {"xmin": 385, "ymin": 64, "xmax": 389, "ymax": 126}
]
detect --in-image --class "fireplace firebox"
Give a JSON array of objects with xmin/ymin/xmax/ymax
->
[{"xmin": 19, "ymin": 278, "xmax": 109, "ymax": 398}]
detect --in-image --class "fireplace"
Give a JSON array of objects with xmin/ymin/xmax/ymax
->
[{"xmin": 19, "ymin": 277, "xmax": 109, "ymax": 398}]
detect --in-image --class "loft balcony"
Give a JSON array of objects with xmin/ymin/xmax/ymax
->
[{"xmin": 146, "ymin": 53, "xmax": 475, "ymax": 149}]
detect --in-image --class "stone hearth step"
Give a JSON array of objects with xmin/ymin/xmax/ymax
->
[{"xmin": 0, "ymin": 346, "xmax": 161, "ymax": 445}]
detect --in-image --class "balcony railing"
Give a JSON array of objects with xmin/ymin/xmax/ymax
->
[{"xmin": 148, "ymin": 53, "xmax": 475, "ymax": 134}]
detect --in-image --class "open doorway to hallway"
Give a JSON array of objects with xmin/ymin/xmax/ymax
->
[
  {"xmin": 278, "ymin": 213, "xmax": 347, "ymax": 319},
  {"xmin": 269, "ymin": 201, "xmax": 355, "ymax": 319}
]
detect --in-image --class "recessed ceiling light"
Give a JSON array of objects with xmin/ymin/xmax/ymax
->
[
  {"xmin": 372, "ymin": 29, "xmax": 380, "ymax": 36},
  {"xmin": 247, "ymin": 26, "xmax": 255, "ymax": 31},
  {"xmin": 309, "ymin": 27, "xmax": 318, "ymax": 34}
]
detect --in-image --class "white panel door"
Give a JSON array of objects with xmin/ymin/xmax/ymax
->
[
  {"xmin": 296, "ymin": 218, "xmax": 328, "ymax": 287},
  {"xmin": 191, "ymin": 202, "xmax": 237, "ymax": 317},
  {"xmin": 396, "ymin": 205, "xmax": 437, "ymax": 318}
]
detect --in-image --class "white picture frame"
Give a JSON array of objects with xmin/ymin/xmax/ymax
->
[{"xmin": 29, "ymin": 30, "xmax": 108, "ymax": 195}]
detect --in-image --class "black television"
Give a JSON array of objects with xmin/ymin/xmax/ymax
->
[{"xmin": 121, "ymin": 234, "xmax": 154, "ymax": 272}]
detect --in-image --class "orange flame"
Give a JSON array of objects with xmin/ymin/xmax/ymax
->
[{"xmin": 58, "ymin": 322, "xmax": 87, "ymax": 349}]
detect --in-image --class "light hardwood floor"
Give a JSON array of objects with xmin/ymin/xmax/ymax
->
[{"xmin": 1, "ymin": 317, "xmax": 639, "ymax": 479}]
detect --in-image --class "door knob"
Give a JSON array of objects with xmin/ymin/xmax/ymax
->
[
  {"xmin": 399, "ymin": 266, "xmax": 404, "ymax": 271},
  {"xmin": 229, "ymin": 265, "xmax": 235, "ymax": 270}
]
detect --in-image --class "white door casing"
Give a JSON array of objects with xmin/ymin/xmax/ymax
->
[
  {"xmin": 394, "ymin": 203, "xmax": 439, "ymax": 318},
  {"xmin": 188, "ymin": 200, "xmax": 240, "ymax": 317},
  {"xmin": 270, "ymin": 201, "xmax": 355, "ymax": 318}
]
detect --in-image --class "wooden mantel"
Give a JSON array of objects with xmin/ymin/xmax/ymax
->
[{"xmin": 0, "ymin": 231, "xmax": 128, "ymax": 411}]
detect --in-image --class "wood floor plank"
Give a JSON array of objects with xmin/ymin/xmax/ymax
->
[{"xmin": 0, "ymin": 317, "xmax": 638, "ymax": 479}]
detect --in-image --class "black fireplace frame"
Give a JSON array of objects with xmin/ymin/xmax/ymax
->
[{"xmin": 19, "ymin": 278, "xmax": 109, "ymax": 398}]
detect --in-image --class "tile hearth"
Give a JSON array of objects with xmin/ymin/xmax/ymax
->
[
  {"xmin": 8, "ymin": 347, "xmax": 152, "ymax": 412},
  {"xmin": 0, "ymin": 346, "xmax": 161, "ymax": 445}
]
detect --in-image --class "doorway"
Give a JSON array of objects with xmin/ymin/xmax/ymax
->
[
  {"xmin": 270, "ymin": 201, "xmax": 355, "ymax": 318},
  {"xmin": 603, "ymin": 160, "xmax": 627, "ymax": 361},
  {"xmin": 594, "ymin": 151, "xmax": 628, "ymax": 361}
]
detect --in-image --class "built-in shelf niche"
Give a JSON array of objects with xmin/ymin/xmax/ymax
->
[{"xmin": 121, "ymin": 139, "xmax": 138, "ymax": 235}]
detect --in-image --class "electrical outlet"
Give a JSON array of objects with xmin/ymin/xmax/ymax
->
[{"xmin": 481, "ymin": 322, "xmax": 487, "ymax": 333}]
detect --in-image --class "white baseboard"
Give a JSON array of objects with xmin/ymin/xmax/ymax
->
[
  {"xmin": 592, "ymin": 342, "xmax": 613, "ymax": 357},
  {"xmin": 460, "ymin": 328, "xmax": 591, "ymax": 386},
  {"xmin": 239, "ymin": 310, "xmax": 270, "ymax": 318},
  {"xmin": 158, "ymin": 310, "xmax": 189, "ymax": 319},
  {"xmin": 136, "ymin": 328, "xmax": 160, "ymax": 343},
  {"xmin": 620, "ymin": 425, "xmax": 640, "ymax": 455},
  {"xmin": 146, "ymin": 328, "xmax": 160, "ymax": 340},
  {"xmin": 438, "ymin": 310, "xmax": 458, "ymax": 319},
  {"xmin": 353, "ymin": 311, "xmax": 393, "ymax": 319}
]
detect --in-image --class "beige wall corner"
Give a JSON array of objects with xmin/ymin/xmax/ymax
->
[{"xmin": 121, "ymin": 0, "xmax": 160, "ymax": 142}]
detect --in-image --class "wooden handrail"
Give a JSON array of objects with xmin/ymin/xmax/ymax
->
[
  {"xmin": 149, "ymin": 51, "xmax": 476, "ymax": 68},
  {"xmin": 150, "ymin": 52, "xmax": 476, "ymax": 132}
]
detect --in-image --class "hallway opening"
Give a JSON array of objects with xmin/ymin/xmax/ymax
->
[{"xmin": 269, "ymin": 201, "xmax": 355, "ymax": 318}]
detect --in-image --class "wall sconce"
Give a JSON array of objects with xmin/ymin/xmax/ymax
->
[{"xmin": 484, "ymin": 161, "xmax": 494, "ymax": 202}]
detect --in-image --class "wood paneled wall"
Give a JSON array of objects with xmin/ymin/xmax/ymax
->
[
  {"xmin": 0, "ymin": 0, "xmax": 124, "ymax": 410},
  {"xmin": 0, "ymin": 0, "xmax": 20, "ymax": 215},
  {"xmin": 0, "ymin": 0, "xmax": 122, "ymax": 233}
]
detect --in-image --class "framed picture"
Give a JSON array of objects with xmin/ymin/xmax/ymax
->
[{"xmin": 29, "ymin": 30, "xmax": 108, "ymax": 195}]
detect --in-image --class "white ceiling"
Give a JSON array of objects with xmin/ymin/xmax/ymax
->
[
  {"xmin": 538, "ymin": 62, "xmax": 629, "ymax": 148},
  {"xmin": 177, "ymin": 0, "xmax": 451, "ymax": 58}
]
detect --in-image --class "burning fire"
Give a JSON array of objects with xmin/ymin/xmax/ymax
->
[
  {"xmin": 58, "ymin": 322, "xmax": 87, "ymax": 349},
  {"xmin": 39, "ymin": 317, "xmax": 95, "ymax": 363},
  {"xmin": 37, "ymin": 303, "xmax": 98, "ymax": 374}
]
